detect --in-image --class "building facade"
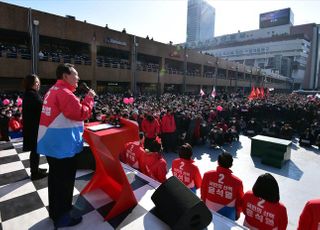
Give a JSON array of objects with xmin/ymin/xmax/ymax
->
[
  {"xmin": 185, "ymin": 8, "xmax": 320, "ymax": 90},
  {"xmin": 0, "ymin": 2, "xmax": 290, "ymax": 95},
  {"xmin": 186, "ymin": 0, "xmax": 215, "ymax": 43}
]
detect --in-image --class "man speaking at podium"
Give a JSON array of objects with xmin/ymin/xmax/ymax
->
[{"xmin": 37, "ymin": 63, "xmax": 95, "ymax": 228}]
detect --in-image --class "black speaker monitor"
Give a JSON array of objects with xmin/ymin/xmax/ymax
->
[{"xmin": 151, "ymin": 176, "xmax": 212, "ymax": 230}]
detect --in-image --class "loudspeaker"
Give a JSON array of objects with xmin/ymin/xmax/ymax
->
[{"xmin": 151, "ymin": 176, "xmax": 212, "ymax": 230}]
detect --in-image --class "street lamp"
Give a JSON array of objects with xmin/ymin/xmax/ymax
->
[
  {"xmin": 261, "ymin": 71, "xmax": 266, "ymax": 87},
  {"xmin": 183, "ymin": 45, "xmax": 187, "ymax": 94},
  {"xmin": 250, "ymin": 68, "xmax": 253, "ymax": 88},
  {"xmin": 33, "ymin": 20, "xmax": 39, "ymax": 26},
  {"xmin": 230, "ymin": 66, "xmax": 234, "ymax": 88},
  {"xmin": 131, "ymin": 36, "xmax": 138, "ymax": 95},
  {"xmin": 235, "ymin": 65, "xmax": 239, "ymax": 92},
  {"xmin": 214, "ymin": 60, "xmax": 219, "ymax": 87},
  {"xmin": 31, "ymin": 19, "xmax": 39, "ymax": 74},
  {"xmin": 263, "ymin": 73, "xmax": 267, "ymax": 88},
  {"xmin": 91, "ymin": 32, "xmax": 97, "ymax": 91},
  {"xmin": 257, "ymin": 67, "xmax": 261, "ymax": 87},
  {"xmin": 157, "ymin": 68, "xmax": 160, "ymax": 100}
]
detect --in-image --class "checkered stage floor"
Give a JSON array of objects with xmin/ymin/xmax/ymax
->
[
  {"xmin": 0, "ymin": 140, "xmax": 246, "ymax": 230},
  {"xmin": 0, "ymin": 140, "xmax": 172, "ymax": 230}
]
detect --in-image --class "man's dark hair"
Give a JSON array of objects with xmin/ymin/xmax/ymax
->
[
  {"xmin": 56, "ymin": 63, "xmax": 74, "ymax": 79},
  {"xmin": 114, "ymin": 107, "xmax": 121, "ymax": 115},
  {"xmin": 23, "ymin": 74, "xmax": 38, "ymax": 91},
  {"xmin": 146, "ymin": 114, "xmax": 154, "ymax": 122},
  {"xmin": 179, "ymin": 143, "xmax": 193, "ymax": 159},
  {"xmin": 13, "ymin": 112, "xmax": 21, "ymax": 118},
  {"xmin": 149, "ymin": 140, "xmax": 161, "ymax": 152},
  {"xmin": 252, "ymin": 173, "xmax": 280, "ymax": 203},
  {"xmin": 218, "ymin": 152, "xmax": 233, "ymax": 168}
]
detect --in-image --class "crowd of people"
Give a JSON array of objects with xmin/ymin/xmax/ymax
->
[
  {"xmin": 86, "ymin": 90, "xmax": 320, "ymax": 150},
  {"xmin": 121, "ymin": 135, "xmax": 318, "ymax": 229},
  {"xmin": 106, "ymin": 90, "xmax": 320, "ymax": 229},
  {"xmin": 0, "ymin": 94, "xmax": 23, "ymax": 141},
  {"xmin": 1, "ymin": 67, "xmax": 320, "ymax": 228},
  {"xmin": 4, "ymin": 90, "xmax": 320, "ymax": 148}
]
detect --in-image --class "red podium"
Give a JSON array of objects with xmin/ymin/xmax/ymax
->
[{"xmin": 81, "ymin": 118, "xmax": 139, "ymax": 220}]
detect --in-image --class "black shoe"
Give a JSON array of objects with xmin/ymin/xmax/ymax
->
[
  {"xmin": 54, "ymin": 215, "xmax": 82, "ymax": 229},
  {"xmin": 31, "ymin": 171, "xmax": 48, "ymax": 180},
  {"xmin": 39, "ymin": 168, "xmax": 47, "ymax": 173}
]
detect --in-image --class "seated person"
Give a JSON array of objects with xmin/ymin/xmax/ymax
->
[
  {"xmin": 225, "ymin": 125, "xmax": 239, "ymax": 143},
  {"xmin": 299, "ymin": 128, "xmax": 313, "ymax": 146},
  {"xmin": 199, "ymin": 120, "xmax": 209, "ymax": 145},
  {"xmin": 312, "ymin": 122, "xmax": 320, "ymax": 147},
  {"xmin": 239, "ymin": 117, "xmax": 246, "ymax": 132},
  {"xmin": 119, "ymin": 132, "xmax": 145, "ymax": 170},
  {"xmin": 9, "ymin": 112, "xmax": 23, "ymax": 139},
  {"xmin": 109, "ymin": 107, "xmax": 122, "ymax": 127},
  {"xmin": 241, "ymin": 173, "xmax": 288, "ymax": 230},
  {"xmin": 209, "ymin": 124, "xmax": 224, "ymax": 147},
  {"xmin": 315, "ymin": 133, "xmax": 320, "ymax": 149},
  {"xmin": 297, "ymin": 198, "xmax": 320, "ymax": 230},
  {"xmin": 140, "ymin": 140, "xmax": 167, "ymax": 183},
  {"xmin": 141, "ymin": 114, "xmax": 160, "ymax": 150},
  {"xmin": 268, "ymin": 120, "xmax": 280, "ymax": 137},
  {"xmin": 280, "ymin": 123, "xmax": 293, "ymax": 140},
  {"xmin": 246, "ymin": 118, "xmax": 259, "ymax": 136},
  {"xmin": 216, "ymin": 119, "xmax": 228, "ymax": 133},
  {"xmin": 171, "ymin": 143, "xmax": 202, "ymax": 193},
  {"xmin": 261, "ymin": 120, "xmax": 270, "ymax": 135},
  {"xmin": 201, "ymin": 152, "xmax": 244, "ymax": 220}
]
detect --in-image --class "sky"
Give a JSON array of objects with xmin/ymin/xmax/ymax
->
[{"xmin": 2, "ymin": 0, "xmax": 320, "ymax": 44}]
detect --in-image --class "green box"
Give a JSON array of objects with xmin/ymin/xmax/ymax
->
[{"xmin": 251, "ymin": 135, "xmax": 291, "ymax": 168}]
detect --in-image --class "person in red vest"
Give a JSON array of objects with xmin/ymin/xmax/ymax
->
[
  {"xmin": 161, "ymin": 108, "xmax": 176, "ymax": 152},
  {"xmin": 217, "ymin": 119, "xmax": 228, "ymax": 133},
  {"xmin": 141, "ymin": 114, "xmax": 160, "ymax": 150},
  {"xmin": 119, "ymin": 132, "xmax": 145, "ymax": 170},
  {"xmin": 8, "ymin": 112, "xmax": 23, "ymax": 139},
  {"xmin": 297, "ymin": 198, "xmax": 320, "ymax": 230},
  {"xmin": 140, "ymin": 139, "xmax": 167, "ymax": 183},
  {"xmin": 201, "ymin": 152, "xmax": 243, "ymax": 221},
  {"xmin": 172, "ymin": 143, "xmax": 202, "ymax": 193},
  {"xmin": 241, "ymin": 173, "xmax": 288, "ymax": 230}
]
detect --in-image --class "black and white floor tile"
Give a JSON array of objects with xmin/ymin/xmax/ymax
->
[
  {"xmin": 0, "ymin": 140, "xmax": 169, "ymax": 230},
  {"xmin": 5, "ymin": 135, "xmax": 317, "ymax": 229}
]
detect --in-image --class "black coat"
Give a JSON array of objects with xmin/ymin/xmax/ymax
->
[
  {"xmin": 22, "ymin": 89, "xmax": 43, "ymax": 151},
  {"xmin": 0, "ymin": 114, "xmax": 9, "ymax": 141}
]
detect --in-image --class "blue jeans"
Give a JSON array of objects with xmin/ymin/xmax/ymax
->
[
  {"xmin": 190, "ymin": 186, "xmax": 197, "ymax": 194},
  {"xmin": 217, "ymin": 206, "xmax": 236, "ymax": 221}
]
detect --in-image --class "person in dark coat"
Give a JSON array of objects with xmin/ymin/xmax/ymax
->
[
  {"xmin": 0, "ymin": 107, "xmax": 10, "ymax": 141},
  {"xmin": 22, "ymin": 74, "xmax": 48, "ymax": 180}
]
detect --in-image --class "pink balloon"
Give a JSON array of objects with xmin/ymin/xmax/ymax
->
[
  {"xmin": 16, "ymin": 98, "xmax": 23, "ymax": 106},
  {"xmin": 216, "ymin": 105, "xmax": 223, "ymax": 111},
  {"xmin": 128, "ymin": 97, "xmax": 134, "ymax": 104},
  {"xmin": 123, "ymin": 98, "xmax": 129, "ymax": 104},
  {"xmin": 2, "ymin": 99, "xmax": 10, "ymax": 106}
]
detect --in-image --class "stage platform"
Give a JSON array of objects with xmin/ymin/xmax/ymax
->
[
  {"xmin": 0, "ymin": 139, "xmax": 245, "ymax": 230},
  {"xmin": 1, "ymin": 135, "xmax": 320, "ymax": 229}
]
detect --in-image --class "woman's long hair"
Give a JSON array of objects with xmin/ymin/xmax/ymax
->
[
  {"xmin": 252, "ymin": 173, "xmax": 280, "ymax": 203},
  {"xmin": 23, "ymin": 74, "xmax": 38, "ymax": 91}
]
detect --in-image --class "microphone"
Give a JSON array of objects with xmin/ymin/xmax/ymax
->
[
  {"xmin": 80, "ymin": 82, "xmax": 91, "ymax": 93},
  {"xmin": 80, "ymin": 82, "xmax": 106, "ymax": 106}
]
